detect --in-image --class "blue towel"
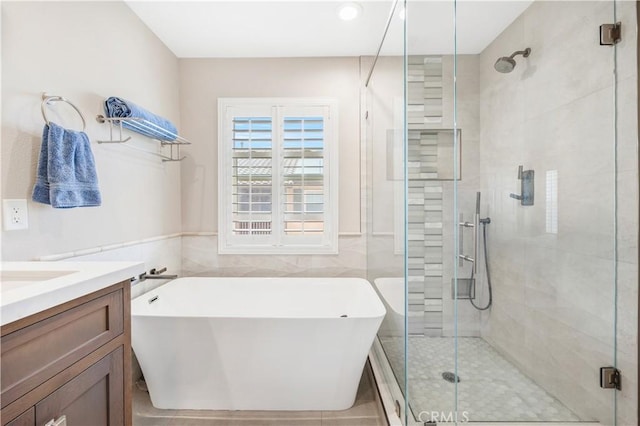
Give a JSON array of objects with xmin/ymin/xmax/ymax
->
[
  {"xmin": 32, "ymin": 122, "xmax": 101, "ymax": 208},
  {"xmin": 104, "ymin": 97, "xmax": 178, "ymax": 141}
]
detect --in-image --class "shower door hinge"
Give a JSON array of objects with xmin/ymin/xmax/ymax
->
[
  {"xmin": 600, "ymin": 366, "xmax": 622, "ymax": 390},
  {"xmin": 600, "ymin": 22, "xmax": 621, "ymax": 45}
]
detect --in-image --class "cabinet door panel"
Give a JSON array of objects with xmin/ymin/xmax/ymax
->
[
  {"xmin": 2, "ymin": 290, "xmax": 124, "ymax": 408},
  {"xmin": 5, "ymin": 407, "xmax": 34, "ymax": 426},
  {"xmin": 35, "ymin": 347, "xmax": 123, "ymax": 426}
]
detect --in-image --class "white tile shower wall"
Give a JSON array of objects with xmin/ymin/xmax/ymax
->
[
  {"xmin": 182, "ymin": 235, "xmax": 366, "ymax": 278},
  {"xmin": 478, "ymin": 1, "xmax": 637, "ymax": 424},
  {"xmin": 439, "ymin": 55, "xmax": 483, "ymax": 338}
]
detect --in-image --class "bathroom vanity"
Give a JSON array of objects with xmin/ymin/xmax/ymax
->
[{"xmin": 0, "ymin": 262, "xmax": 143, "ymax": 426}]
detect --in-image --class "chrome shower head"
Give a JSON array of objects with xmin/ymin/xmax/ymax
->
[
  {"xmin": 494, "ymin": 57, "xmax": 516, "ymax": 73},
  {"xmin": 494, "ymin": 47, "xmax": 531, "ymax": 73}
]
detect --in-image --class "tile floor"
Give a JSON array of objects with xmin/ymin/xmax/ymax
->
[
  {"xmin": 380, "ymin": 336, "xmax": 582, "ymax": 422},
  {"xmin": 133, "ymin": 362, "xmax": 388, "ymax": 426}
]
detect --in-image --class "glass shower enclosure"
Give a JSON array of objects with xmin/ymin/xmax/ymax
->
[{"xmin": 365, "ymin": 0, "xmax": 636, "ymax": 424}]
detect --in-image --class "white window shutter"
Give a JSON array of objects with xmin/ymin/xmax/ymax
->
[
  {"xmin": 219, "ymin": 99, "xmax": 338, "ymax": 254},
  {"xmin": 231, "ymin": 116, "xmax": 273, "ymax": 236}
]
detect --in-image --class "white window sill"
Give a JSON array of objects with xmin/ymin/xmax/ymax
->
[{"xmin": 218, "ymin": 245, "xmax": 339, "ymax": 255}]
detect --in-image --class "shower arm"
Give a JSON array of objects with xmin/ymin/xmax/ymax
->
[{"xmin": 509, "ymin": 48, "xmax": 531, "ymax": 60}]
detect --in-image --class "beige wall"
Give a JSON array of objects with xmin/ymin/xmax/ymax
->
[
  {"xmin": 1, "ymin": 1, "xmax": 182, "ymax": 261},
  {"xmin": 478, "ymin": 1, "xmax": 637, "ymax": 424},
  {"xmin": 178, "ymin": 57, "xmax": 366, "ymax": 277},
  {"xmin": 178, "ymin": 57, "xmax": 361, "ymax": 234}
]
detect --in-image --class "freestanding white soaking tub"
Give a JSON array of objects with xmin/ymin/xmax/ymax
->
[
  {"xmin": 373, "ymin": 277, "xmax": 405, "ymax": 337},
  {"xmin": 131, "ymin": 277, "xmax": 386, "ymax": 411}
]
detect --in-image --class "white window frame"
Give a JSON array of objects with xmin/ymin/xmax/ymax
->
[{"xmin": 218, "ymin": 98, "xmax": 339, "ymax": 255}]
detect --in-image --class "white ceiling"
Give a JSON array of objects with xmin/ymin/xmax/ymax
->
[{"xmin": 125, "ymin": 1, "xmax": 533, "ymax": 58}]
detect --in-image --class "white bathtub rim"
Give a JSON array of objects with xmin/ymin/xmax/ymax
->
[
  {"xmin": 131, "ymin": 276, "xmax": 387, "ymax": 320},
  {"xmin": 373, "ymin": 277, "xmax": 405, "ymax": 317}
]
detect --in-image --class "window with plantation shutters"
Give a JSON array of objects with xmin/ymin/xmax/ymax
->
[
  {"xmin": 231, "ymin": 116, "xmax": 273, "ymax": 237},
  {"xmin": 218, "ymin": 98, "xmax": 338, "ymax": 254}
]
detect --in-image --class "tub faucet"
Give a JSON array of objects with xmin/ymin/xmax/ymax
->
[{"xmin": 139, "ymin": 267, "xmax": 177, "ymax": 281}]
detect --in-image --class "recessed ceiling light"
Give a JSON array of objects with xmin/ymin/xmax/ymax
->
[{"xmin": 338, "ymin": 2, "xmax": 362, "ymax": 21}]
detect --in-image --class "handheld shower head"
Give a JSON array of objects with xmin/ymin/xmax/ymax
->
[{"xmin": 494, "ymin": 47, "xmax": 531, "ymax": 73}]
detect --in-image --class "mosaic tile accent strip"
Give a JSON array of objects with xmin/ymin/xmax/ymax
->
[
  {"xmin": 379, "ymin": 336, "xmax": 582, "ymax": 422},
  {"xmin": 407, "ymin": 56, "xmax": 444, "ymax": 335},
  {"xmin": 408, "ymin": 56, "xmax": 443, "ymax": 127}
]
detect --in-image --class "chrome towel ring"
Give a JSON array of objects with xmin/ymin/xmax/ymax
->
[{"xmin": 41, "ymin": 93, "xmax": 86, "ymax": 132}]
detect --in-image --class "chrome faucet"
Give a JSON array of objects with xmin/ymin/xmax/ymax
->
[{"xmin": 139, "ymin": 267, "xmax": 177, "ymax": 281}]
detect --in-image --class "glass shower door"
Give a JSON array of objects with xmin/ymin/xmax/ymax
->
[
  {"xmin": 403, "ymin": 0, "xmax": 633, "ymax": 424},
  {"xmin": 364, "ymin": 1, "xmax": 408, "ymax": 423}
]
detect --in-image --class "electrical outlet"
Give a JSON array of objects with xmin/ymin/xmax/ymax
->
[{"xmin": 3, "ymin": 199, "xmax": 29, "ymax": 231}]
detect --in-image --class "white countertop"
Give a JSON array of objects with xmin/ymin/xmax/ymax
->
[{"xmin": 1, "ymin": 261, "xmax": 145, "ymax": 326}]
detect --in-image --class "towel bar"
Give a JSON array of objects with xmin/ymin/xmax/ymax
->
[
  {"xmin": 96, "ymin": 115, "xmax": 190, "ymax": 162},
  {"xmin": 41, "ymin": 93, "xmax": 86, "ymax": 132}
]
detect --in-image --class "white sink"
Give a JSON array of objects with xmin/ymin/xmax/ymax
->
[
  {"xmin": 1, "ymin": 261, "xmax": 145, "ymax": 326},
  {"xmin": 1, "ymin": 270, "xmax": 78, "ymax": 292},
  {"xmin": 1, "ymin": 270, "xmax": 77, "ymax": 281}
]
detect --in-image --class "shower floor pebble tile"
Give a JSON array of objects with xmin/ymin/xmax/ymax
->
[
  {"xmin": 380, "ymin": 336, "xmax": 582, "ymax": 422},
  {"xmin": 133, "ymin": 362, "xmax": 387, "ymax": 426}
]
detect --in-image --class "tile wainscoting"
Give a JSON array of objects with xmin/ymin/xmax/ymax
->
[{"xmin": 182, "ymin": 234, "xmax": 367, "ymax": 278}]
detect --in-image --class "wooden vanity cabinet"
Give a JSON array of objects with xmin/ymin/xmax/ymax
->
[
  {"xmin": 5, "ymin": 408, "xmax": 33, "ymax": 426},
  {"xmin": 1, "ymin": 281, "xmax": 132, "ymax": 426}
]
